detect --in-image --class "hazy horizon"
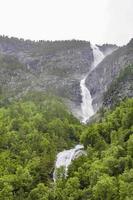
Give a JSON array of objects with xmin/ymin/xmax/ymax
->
[{"xmin": 0, "ymin": 0, "xmax": 133, "ymax": 46}]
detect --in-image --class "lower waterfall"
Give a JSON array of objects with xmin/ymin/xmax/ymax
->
[
  {"xmin": 80, "ymin": 44, "xmax": 105, "ymax": 123},
  {"xmin": 53, "ymin": 145, "xmax": 84, "ymax": 181}
]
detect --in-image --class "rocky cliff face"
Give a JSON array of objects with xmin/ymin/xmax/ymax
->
[
  {"xmin": 103, "ymin": 64, "xmax": 133, "ymax": 108},
  {"xmin": 0, "ymin": 35, "xmax": 132, "ymax": 119},
  {"xmin": 0, "ymin": 37, "xmax": 94, "ymax": 116},
  {"xmin": 86, "ymin": 39, "xmax": 133, "ymax": 112}
]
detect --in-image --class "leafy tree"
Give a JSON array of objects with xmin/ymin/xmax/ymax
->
[{"xmin": 92, "ymin": 174, "xmax": 118, "ymax": 200}]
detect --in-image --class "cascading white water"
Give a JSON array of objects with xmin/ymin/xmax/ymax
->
[
  {"xmin": 53, "ymin": 145, "xmax": 84, "ymax": 181},
  {"xmin": 80, "ymin": 44, "xmax": 105, "ymax": 123},
  {"xmin": 80, "ymin": 77, "xmax": 94, "ymax": 123},
  {"xmin": 91, "ymin": 44, "xmax": 105, "ymax": 70},
  {"xmin": 53, "ymin": 44, "xmax": 105, "ymax": 181}
]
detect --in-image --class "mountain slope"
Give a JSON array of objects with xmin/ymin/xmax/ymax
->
[
  {"xmin": 0, "ymin": 37, "xmax": 93, "ymax": 110},
  {"xmin": 86, "ymin": 38, "xmax": 133, "ymax": 112},
  {"xmin": 103, "ymin": 64, "xmax": 133, "ymax": 108},
  {"xmin": 0, "ymin": 36, "xmax": 117, "ymax": 119}
]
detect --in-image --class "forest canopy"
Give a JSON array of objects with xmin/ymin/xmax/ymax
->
[{"xmin": 0, "ymin": 93, "xmax": 132, "ymax": 199}]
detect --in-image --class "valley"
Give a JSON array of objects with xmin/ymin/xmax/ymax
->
[{"xmin": 0, "ymin": 36, "xmax": 132, "ymax": 200}]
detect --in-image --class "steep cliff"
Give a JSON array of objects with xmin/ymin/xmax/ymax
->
[
  {"xmin": 103, "ymin": 64, "xmax": 133, "ymax": 108},
  {"xmin": 0, "ymin": 37, "xmax": 93, "ymax": 112},
  {"xmin": 86, "ymin": 38, "xmax": 133, "ymax": 112},
  {"xmin": 0, "ymin": 36, "xmax": 132, "ymax": 119}
]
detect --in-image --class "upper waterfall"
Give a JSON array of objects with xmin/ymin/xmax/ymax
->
[
  {"xmin": 91, "ymin": 44, "xmax": 105, "ymax": 70},
  {"xmin": 80, "ymin": 44, "xmax": 105, "ymax": 123}
]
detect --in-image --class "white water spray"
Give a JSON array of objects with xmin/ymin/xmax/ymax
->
[
  {"xmin": 80, "ymin": 44, "xmax": 105, "ymax": 123},
  {"xmin": 53, "ymin": 145, "xmax": 84, "ymax": 181},
  {"xmin": 80, "ymin": 77, "xmax": 94, "ymax": 123},
  {"xmin": 91, "ymin": 44, "xmax": 105, "ymax": 70}
]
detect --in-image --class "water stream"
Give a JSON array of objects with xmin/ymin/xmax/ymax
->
[
  {"xmin": 80, "ymin": 44, "xmax": 105, "ymax": 123},
  {"xmin": 53, "ymin": 145, "xmax": 84, "ymax": 181}
]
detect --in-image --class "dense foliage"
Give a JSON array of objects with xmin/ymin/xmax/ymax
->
[
  {"xmin": 0, "ymin": 94, "xmax": 81, "ymax": 199},
  {"xmin": 0, "ymin": 94, "xmax": 133, "ymax": 199},
  {"xmin": 54, "ymin": 99, "xmax": 133, "ymax": 200}
]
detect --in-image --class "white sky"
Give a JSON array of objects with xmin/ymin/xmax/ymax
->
[{"xmin": 0, "ymin": 0, "xmax": 133, "ymax": 45}]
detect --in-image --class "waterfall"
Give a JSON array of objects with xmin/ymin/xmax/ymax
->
[
  {"xmin": 80, "ymin": 44, "xmax": 105, "ymax": 123},
  {"xmin": 91, "ymin": 44, "xmax": 105, "ymax": 70},
  {"xmin": 53, "ymin": 145, "xmax": 84, "ymax": 181},
  {"xmin": 80, "ymin": 77, "xmax": 94, "ymax": 123},
  {"xmin": 53, "ymin": 44, "xmax": 105, "ymax": 181}
]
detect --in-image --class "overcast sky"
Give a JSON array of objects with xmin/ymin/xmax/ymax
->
[{"xmin": 0, "ymin": 0, "xmax": 132, "ymax": 45}]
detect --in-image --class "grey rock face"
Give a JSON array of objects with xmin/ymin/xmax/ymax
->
[
  {"xmin": 86, "ymin": 39, "xmax": 133, "ymax": 111},
  {"xmin": 0, "ymin": 37, "xmax": 93, "ymax": 115},
  {"xmin": 103, "ymin": 64, "xmax": 133, "ymax": 108},
  {"xmin": 98, "ymin": 44, "xmax": 118, "ymax": 56},
  {"xmin": 0, "ymin": 36, "xmax": 132, "ymax": 119}
]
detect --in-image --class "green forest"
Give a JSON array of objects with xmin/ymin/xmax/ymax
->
[{"xmin": 0, "ymin": 91, "xmax": 132, "ymax": 199}]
